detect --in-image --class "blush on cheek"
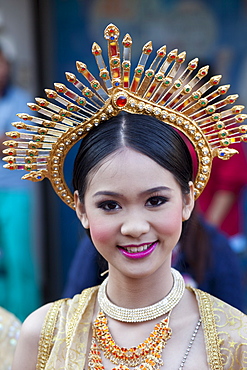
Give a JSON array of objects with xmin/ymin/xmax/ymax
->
[{"xmin": 89, "ymin": 222, "xmax": 114, "ymax": 246}]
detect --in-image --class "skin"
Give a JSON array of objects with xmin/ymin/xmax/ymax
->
[{"xmin": 13, "ymin": 147, "xmax": 209, "ymax": 369}]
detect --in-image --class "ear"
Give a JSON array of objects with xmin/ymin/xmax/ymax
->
[
  {"xmin": 182, "ymin": 181, "xmax": 195, "ymax": 221},
  {"xmin": 74, "ymin": 190, "xmax": 89, "ymax": 229}
]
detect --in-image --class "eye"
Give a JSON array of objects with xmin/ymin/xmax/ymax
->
[
  {"xmin": 146, "ymin": 196, "xmax": 168, "ymax": 207},
  {"xmin": 98, "ymin": 200, "xmax": 121, "ymax": 211}
]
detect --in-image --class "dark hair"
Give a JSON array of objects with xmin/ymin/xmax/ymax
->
[{"xmin": 73, "ymin": 112, "xmax": 193, "ymax": 200}]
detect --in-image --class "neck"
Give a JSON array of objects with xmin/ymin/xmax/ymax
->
[{"xmin": 106, "ymin": 264, "xmax": 174, "ymax": 309}]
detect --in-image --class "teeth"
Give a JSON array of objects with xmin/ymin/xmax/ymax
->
[{"xmin": 125, "ymin": 243, "xmax": 152, "ymax": 253}]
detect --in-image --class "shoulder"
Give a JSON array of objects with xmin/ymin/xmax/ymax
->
[
  {"xmin": 210, "ymin": 293, "xmax": 247, "ymax": 324},
  {"xmin": 12, "ymin": 302, "xmax": 54, "ymax": 370},
  {"xmin": 195, "ymin": 289, "xmax": 247, "ymax": 343}
]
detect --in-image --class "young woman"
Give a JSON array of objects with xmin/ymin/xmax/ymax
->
[
  {"xmin": 4, "ymin": 22, "xmax": 247, "ymax": 369},
  {"xmin": 12, "ymin": 113, "xmax": 247, "ymax": 369}
]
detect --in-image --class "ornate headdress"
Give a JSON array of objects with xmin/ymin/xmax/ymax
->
[{"xmin": 3, "ymin": 24, "xmax": 247, "ymax": 209}]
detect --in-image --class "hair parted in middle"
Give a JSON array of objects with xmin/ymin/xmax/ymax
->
[{"xmin": 73, "ymin": 112, "xmax": 193, "ymax": 201}]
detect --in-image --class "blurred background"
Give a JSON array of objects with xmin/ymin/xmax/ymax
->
[{"xmin": 1, "ymin": 0, "xmax": 247, "ymax": 321}]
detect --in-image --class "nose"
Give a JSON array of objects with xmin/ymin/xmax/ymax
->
[{"xmin": 121, "ymin": 213, "xmax": 150, "ymax": 238}]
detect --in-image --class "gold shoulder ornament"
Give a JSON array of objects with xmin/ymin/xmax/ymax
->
[{"xmin": 3, "ymin": 23, "xmax": 247, "ymax": 209}]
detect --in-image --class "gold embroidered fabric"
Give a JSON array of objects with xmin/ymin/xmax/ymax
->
[{"xmin": 36, "ymin": 286, "xmax": 247, "ymax": 370}]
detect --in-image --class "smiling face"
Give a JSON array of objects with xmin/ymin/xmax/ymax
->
[{"xmin": 75, "ymin": 148, "xmax": 194, "ymax": 281}]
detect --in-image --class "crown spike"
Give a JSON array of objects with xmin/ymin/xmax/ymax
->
[
  {"xmin": 104, "ymin": 24, "xmax": 121, "ymax": 87},
  {"xmin": 165, "ymin": 65, "xmax": 209, "ymax": 109},
  {"xmin": 140, "ymin": 46, "xmax": 168, "ymax": 99},
  {"xmin": 154, "ymin": 57, "xmax": 199, "ymax": 105},
  {"xmin": 148, "ymin": 51, "xmax": 186, "ymax": 102},
  {"xmin": 65, "ymin": 73, "xmax": 101, "ymax": 111},
  {"xmin": 130, "ymin": 41, "xmax": 153, "ymax": 93},
  {"xmin": 75, "ymin": 62, "xmax": 108, "ymax": 102},
  {"xmin": 92, "ymin": 42, "xmax": 112, "ymax": 91},
  {"xmin": 178, "ymin": 76, "xmax": 222, "ymax": 115},
  {"xmin": 122, "ymin": 34, "xmax": 132, "ymax": 89},
  {"xmin": 35, "ymin": 97, "xmax": 77, "ymax": 119}
]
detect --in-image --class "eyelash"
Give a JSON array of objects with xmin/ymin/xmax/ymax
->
[
  {"xmin": 97, "ymin": 196, "xmax": 168, "ymax": 212},
  {"xmin": 97, "ymin": 201, "xmax": 121, "ymax": 211},
  {"xmin": 146, "ymin": 196, "xmax": 168, "ymax": 207}
]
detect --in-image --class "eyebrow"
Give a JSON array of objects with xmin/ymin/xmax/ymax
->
[
  {"xmin": 93, "ymin": 186, "xmax": 172, "ymax": 198},
  {"xmin": 142, "ymin": 186, "xmax": 172, "ymax": 195},
  {"xmin": 93, "ymin": 191, "xmax": 123, "ymax": 198}
]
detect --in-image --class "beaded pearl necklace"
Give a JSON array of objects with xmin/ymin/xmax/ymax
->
[{"xmin": 98, "ymin": 268, "xmax": 185, "ymax": 322}]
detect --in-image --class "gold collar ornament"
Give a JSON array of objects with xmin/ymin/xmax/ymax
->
[{"xmin": 3, "ymin": 23, "xmax": 247, "ymax": 209}]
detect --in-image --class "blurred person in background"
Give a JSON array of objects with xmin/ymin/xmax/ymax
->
[
  {"xmin": 196, "ymin": 143, "xmax": 247, "ymax": 253},
  {"xmin": 0, "ymin": 306, "xmax": 21, "ymax": 369},
  {"xmin": 0, "ymin": 34, "xmax": 40, "ymax": 322}
]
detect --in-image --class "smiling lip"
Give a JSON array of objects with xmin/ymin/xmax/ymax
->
[{"xmin": 118, "ymin": 241, "xmax": 158, "ymax": 259}]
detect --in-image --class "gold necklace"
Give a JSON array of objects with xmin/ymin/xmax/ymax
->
[
  {"xmin": 88, "ymin": 311, "xmax": 172, "ymax": 370},
  {"xmin": 98, "ymin": 268, "xmax": 185, "ymax": 322}
]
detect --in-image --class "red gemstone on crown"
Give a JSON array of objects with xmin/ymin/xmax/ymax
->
[{"xmin": 116, "ymin": 96, "xmax": 127, "ymax": 107}]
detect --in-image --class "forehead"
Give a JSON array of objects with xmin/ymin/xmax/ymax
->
[{"xmin": 85, "ymin": 148, "xmax": 181, "ymax": 193}]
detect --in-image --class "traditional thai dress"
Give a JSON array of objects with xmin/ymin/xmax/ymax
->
[{"xmin": 36, "ymin": 286, "xmax": 247, "ymax": 370}]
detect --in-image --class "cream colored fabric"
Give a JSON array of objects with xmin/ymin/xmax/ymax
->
[
  {"xmin": 36, "ymin": 286, "xmax": 247, "ymax": 370},
  {"xmin": 0, "ymin": 306, "xmax": 21, "ymax": 370}
]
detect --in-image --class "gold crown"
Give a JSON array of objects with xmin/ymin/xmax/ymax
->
[{"xmin": 3, "ymin": 23, "xmax": 247, "ymax": 209}]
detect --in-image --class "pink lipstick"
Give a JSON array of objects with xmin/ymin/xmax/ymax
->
[{"xmin": 119, "ymin": 241, "xmax": 158, "ymax": 259}]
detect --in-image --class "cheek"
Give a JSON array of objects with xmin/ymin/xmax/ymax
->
[
  {"xmin": 156, "ymin": 208, "xmax": 183, "ymax": 237},
  {"xmin": 89, "ymin": 219, "xmax": 116, "ymax": 247}
]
